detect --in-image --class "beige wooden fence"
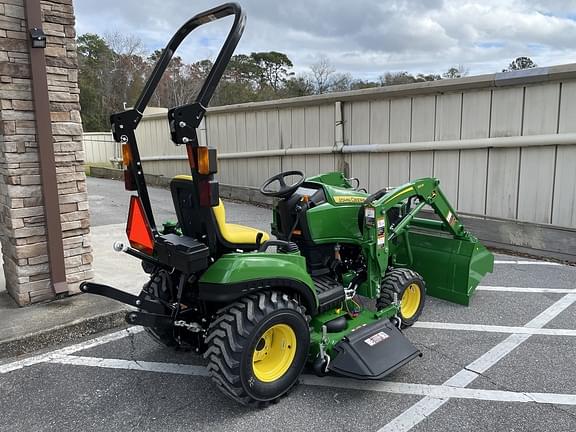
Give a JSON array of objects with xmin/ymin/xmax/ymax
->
[
  {"xmin": 84, "ymin": 64, "xmax": 576, "ymax": 234},
  {"xmin": 83, "ymin": 132, "xmax": 117, "ymax": 164}
]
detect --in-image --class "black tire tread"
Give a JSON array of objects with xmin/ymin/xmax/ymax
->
[
  {"xmin": 376, "ymin": 268, "xmax": 426, "ymax": 327},
  {"xmin": 204, "ymin": 290, "xmax": 306, "ymax": 407}
]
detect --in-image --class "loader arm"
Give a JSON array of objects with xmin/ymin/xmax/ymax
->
[
  {"xmin": 368, "ymin": 177, "xmax": 468, "ymax": 240},
  {"xmin": 364, "ymin": 177, "xmax": 493, "ymax": 306}
]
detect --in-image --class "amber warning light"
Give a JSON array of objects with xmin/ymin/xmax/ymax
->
[
  {"xmin": 122, "ymin": 143, "xmax": 137, "ymax": 191},
  {"xmin": 126, "ymin": 196, "xmax": 154, "ymax": 254}
]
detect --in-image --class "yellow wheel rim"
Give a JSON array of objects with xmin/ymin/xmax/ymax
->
[
  {"xmin": 401, "ymin": 283, "xmax": 421, "ymax": 319},
  {"xmin": 252, "ymin": 323, "xmax": 297, "ymax": 382}
]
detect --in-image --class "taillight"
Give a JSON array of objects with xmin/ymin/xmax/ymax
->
[
  {"xmin": 126, "ymin": 195, "xmax": 154, "ymax": 254},
  {"xmin": 124, "ymin": 169, "xmax": 137, "ymax": 191},
  {"xmin": 199, "ymin": 179, "xmax": 219, "ymax": 207},
  {"xmin": 122, "ymin": 143, "xmax": 137, "ymax": 191}
]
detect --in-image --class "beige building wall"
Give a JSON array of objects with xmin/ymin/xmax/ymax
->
[{"xmin": 0, "ymin": 0, "xmax": 92, "ymax": 305}]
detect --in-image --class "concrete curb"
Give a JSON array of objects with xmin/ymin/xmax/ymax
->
[{"xmin": 0, "ymin": 308, "xmax": 128, "ymax": 360}]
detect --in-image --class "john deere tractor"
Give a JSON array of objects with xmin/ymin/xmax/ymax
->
[{"xmin": 81, "ymin": 3, "xmax": 494, "ymax": 406}]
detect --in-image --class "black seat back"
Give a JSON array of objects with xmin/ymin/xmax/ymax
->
[
  {"xmin": 170, "ymin": 177, "xmax": 220, "ymax": 255},
  {"xmin": 170, "ymin": 177, "xmax": 262, "ymax": 254}
]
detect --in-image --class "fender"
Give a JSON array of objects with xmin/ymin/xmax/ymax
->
[{"xmin": 198, "ymin": 253, "xmax": 318, "ymax": 314}]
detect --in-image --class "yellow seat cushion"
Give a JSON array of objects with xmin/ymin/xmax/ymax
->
[
  {"xmin": 172, "ymin": 176, "xmax": 269, "ymax": 246},
  {"xmin": 213, "ymin": 199, "xmax": 270, "ymax": 245}
]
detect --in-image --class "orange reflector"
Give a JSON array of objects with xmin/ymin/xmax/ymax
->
[
  {"xmin": 126, "ymin": 195, "xmax": 154, "ymax": 255},
  {"xmin": 197, "ymin": 147, "xmax": 210, "ymax": 174},
  {"xmin": 196, "ymin": 146, "xmax": 217, "ymax": 175},
  {"xmin": 122, "ymin": 143, "xmax": 132, "ymax": 166}
]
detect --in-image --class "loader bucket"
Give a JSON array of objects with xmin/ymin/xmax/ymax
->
[{"xmin": 395, "ymin": 230, "xmax": 494, "ymax": 306}]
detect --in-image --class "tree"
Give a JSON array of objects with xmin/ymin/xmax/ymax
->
[
  {"xmin": 81, "ymin": 30, "xmax": 507, "ymax": 118},
  {"xmin": 310, "ymin": 55, "xmax": 336, "ymax": 94},
  {"xmin": 350, "ymin": 79, "xmax": 380, "ymax": 90},
  {"xmin": 379, "ymin": 71, "xmax": 441, "ymax": 86},
  {"xmin": 443, "ymin": 65, "xmax": 468, "ymax": 79},
  {"xmin": 250, "ymin": 51, "xmax": 294, "ymax": 91},
  {"xmin": 77, "ymin": 33, "xmax": 114, "ymax": 131},
  {"xmin": 310, "ymin": 55, "xmax": 335, "ymax": 94},
  {"xmin": 146, "ymin": 51, "xmax": 206, "ymax": 107},
  {"xmin": 308, "ymin": 56, "xmax": 356, "ymax": 94},
  {"xmin": 104, "ymin": 32, "xmax": 147, "ymax": 111},
  {"xmin": 414, "ymin": 73, "xmax": 442, "ymax": 82},
  {"xmin": 104, "ymin": 31, "xmax": 145, "ymax": 58},
  {"xmin": 328, "ymin": 72, "xmax": 353, "ymax": 92},
  {"xmin": 503, "ymin": 56, "xmax": 537, "ymax": 72},
  {"xmin": 283, "ymin": 76, "xmax": 315, "ymax": 97},
  {"xmin": 379, "ymin": 71, "xmax": 415, "ymax": 86},
  {"xmin": 225, "ymin": 54, "xmax": 260, "ymax": 84}
]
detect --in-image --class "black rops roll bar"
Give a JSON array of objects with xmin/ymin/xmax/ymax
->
[{"xmin": 109, "ymin": 3, "xmax": 245, "ymax": 233}]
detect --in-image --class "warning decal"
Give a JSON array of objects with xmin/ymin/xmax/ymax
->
[
  {"xmin": 446, "ymin": 211, "xmax": 456, "ymax": 226},
  {"xmin": 364, "ymin": 331, "xmax": 389, "ymax": 346},
  {"xmin": 365, "ymin": 207, "xmax": 375, "ymax": 226}
]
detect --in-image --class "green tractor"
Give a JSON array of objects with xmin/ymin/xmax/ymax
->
[{"xmin": 81, "ymin": 3, "xmax": 494, "ymax": 406}]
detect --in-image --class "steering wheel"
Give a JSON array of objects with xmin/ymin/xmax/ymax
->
[{"xmin": 259, "ymin": 170, "xmax": 305, "ymax": 197}]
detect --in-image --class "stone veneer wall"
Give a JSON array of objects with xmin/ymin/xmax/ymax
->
[{"xmin": 0, "ymin": 0, "xmax": 92, "ymax": 305}]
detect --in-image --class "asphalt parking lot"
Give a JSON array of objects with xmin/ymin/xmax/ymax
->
[{"xmin": 1, "ymin": 178, "xmax": 575, "ymax": 432}]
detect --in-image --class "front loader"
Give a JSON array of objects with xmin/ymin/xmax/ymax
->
[{"xmin": 81, "ymin": 3, "xmax": 494, "ymax": 406}]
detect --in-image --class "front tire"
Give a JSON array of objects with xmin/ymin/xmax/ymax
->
[
  {"xmin": 377, "ymin": 268, "xmax": 426, "ymax": 328},
  {"xmin": 204, "ymin": 291, "xmax": 309, "ymax": 407}
]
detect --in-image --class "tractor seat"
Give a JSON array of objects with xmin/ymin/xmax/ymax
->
[
  {"xmin": 171, "ymin": 175, "xmax": 269, "ymax": 249},
  {"xmin": 212, "ymin": 199, "xmax": 270, "ymax": 246}
]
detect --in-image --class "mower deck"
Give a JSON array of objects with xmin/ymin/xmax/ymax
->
[{"xmin": 330, "ymin": 319, "xmax": 421, "ymax": 380}]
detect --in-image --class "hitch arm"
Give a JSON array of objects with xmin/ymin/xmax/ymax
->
[{"xmin": 79, "ymin": 282, "xmax": 167, "ymax": 315}]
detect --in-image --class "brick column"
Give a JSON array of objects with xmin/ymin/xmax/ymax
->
[{"xmin": 0, "ymin": 0, "xmax": 92, "ymax": 305}]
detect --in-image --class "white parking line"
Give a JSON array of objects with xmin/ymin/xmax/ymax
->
[
  {"xmin": 493, "ymin": 260, "xmax": 561, "ymax": 266},
  {"xmin": 301, "ymin": 376, "xmax": 576, "ymax": 406},
  {"xmin": 378, "ymin": 292, "xmax": 576, "ymax": 432},
  {"xmin": 477, "ymin": 286, "xmax": 575, "ymax": 294},
  {"xmin": 0, "ymin": 327, "xmax": 143, "ymax": 374},
  {"xmin": 413, "ymin": 321, "xmax": 576, "ymax": 336},
  {"xmin": 37, "ymin": 354, "xmax": 576, "ymax": 407},
  {"xmin": 1, "ymin": 287, "xmax": 575, "ymax": 431},
  {"xmin": 50, "ymin": 355, "xmax": 209, "ymax": 376}
]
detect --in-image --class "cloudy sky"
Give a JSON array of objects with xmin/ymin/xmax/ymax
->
[{"xmin": 74, "ymin": 0, "xmax": 576, "ymax": 80}]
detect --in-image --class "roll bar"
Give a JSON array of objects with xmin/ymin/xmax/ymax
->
[
  {"xmin": 109, "ymin": 3, "xmax": 245, "ymax": 232},
  {"xmin": 136, "ymin": 2, "xmax": 245, "ymax": 118}
]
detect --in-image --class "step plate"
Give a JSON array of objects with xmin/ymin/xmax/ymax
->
[
  {"xmin": 329, "ymin": 319, "xmax": 421, "ymax": 380},
  {"xmin": 313, "ymin": 275, "xmax": 345, "ymax": 308}
]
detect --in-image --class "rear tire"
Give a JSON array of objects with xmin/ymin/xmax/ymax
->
[
  {"xmin": 377, "ymin": 268, "xmax": 425, "ymax": 328},
  {"xmin": 141, "ymin": 271, "xmax": 178, "ymax": 347},
  {"xmin": 204, "ymin": 291, "xmax": 309, "ymax": 407}
]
